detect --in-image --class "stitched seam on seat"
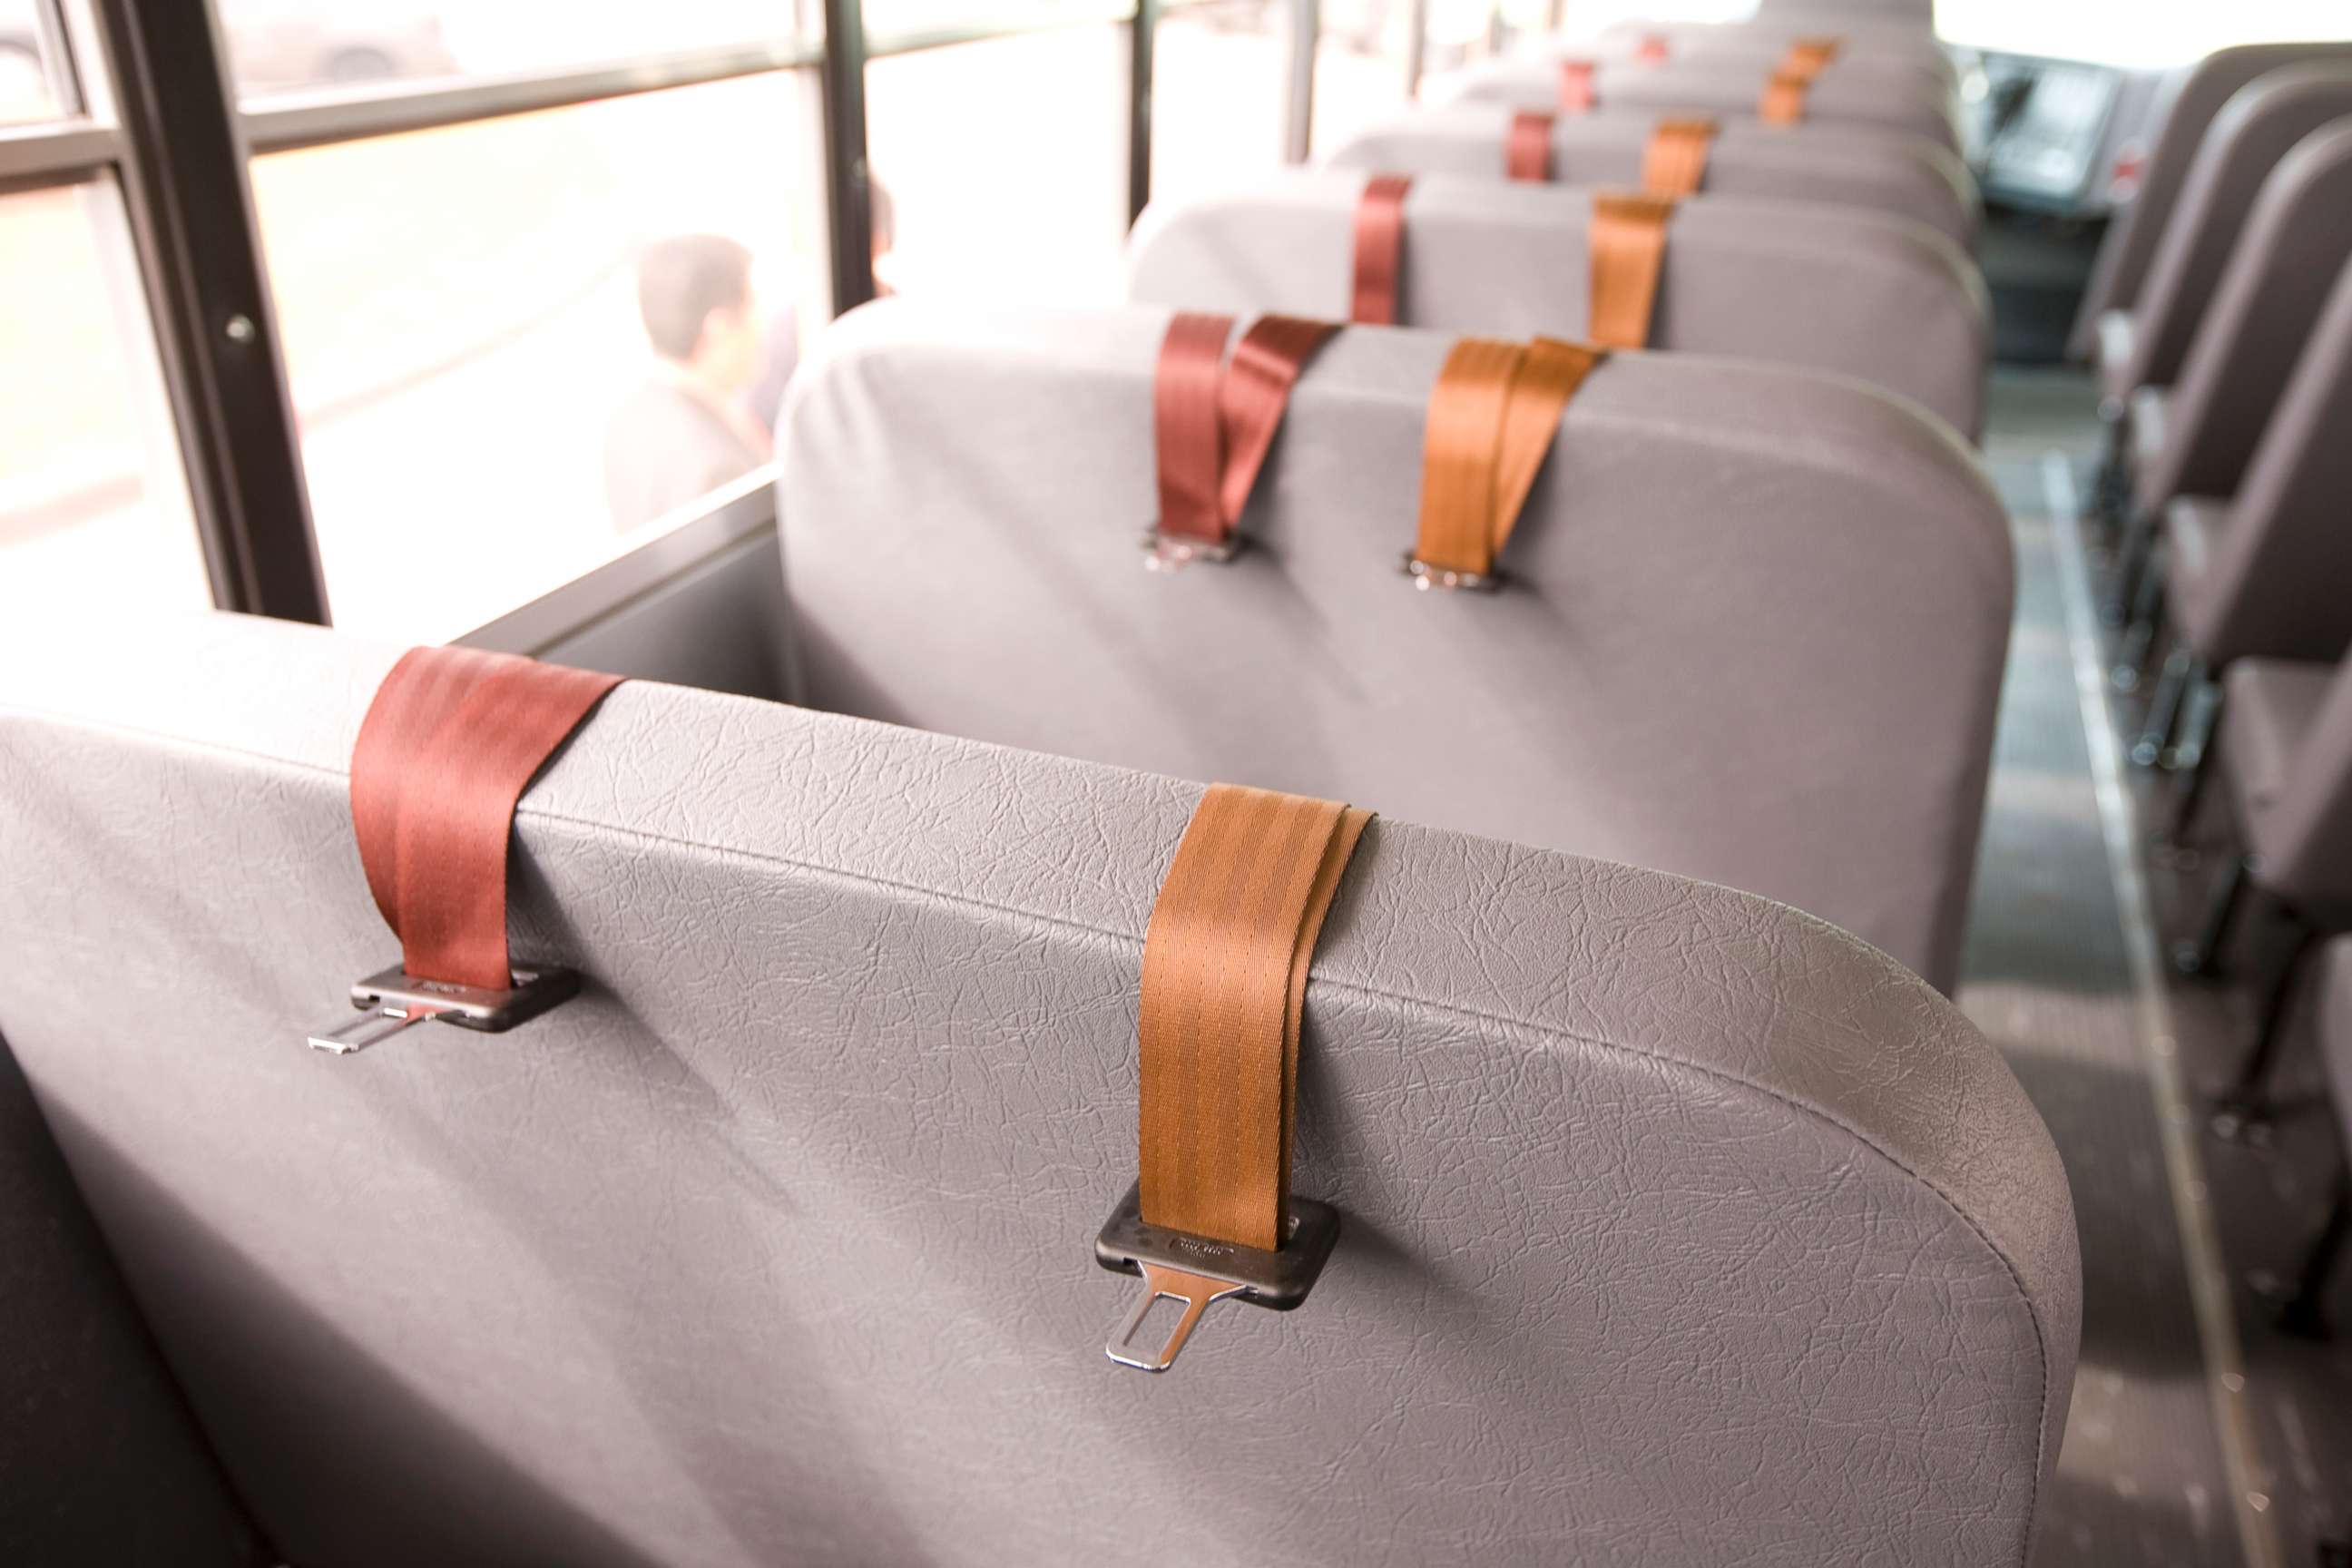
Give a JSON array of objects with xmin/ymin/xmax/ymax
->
[{"xmin": 5, "ymin": 705, "xmax": 2053, "ymax": 1553}]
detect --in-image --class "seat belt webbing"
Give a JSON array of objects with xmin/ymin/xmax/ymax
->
[
  {"xmin": 349, "ymin": 646, "xmax": 622, "ymax": 991},
  {"xmin": 1642, "ymin": 116, "xmax": 1716, "ymax": 199},
  {"xmin": 1559, "ymin": 57, "xmax": 1597, "ymax": 111},
  {"xmin": 1506, "ymin": 110, "xmax": 1554, "ymax": 181},
  {"xmin": 1412, "ymin": 337, "xmax": 1605, "ymax": 582},
  {"xmin": 1138, "ymin": 784, "xmax": 1372, "ymax": 1251},
  {"xmin": 1761, "ymin": 37, "xmax": 1838, "ymax": 123},
  {"xmin": 1589, "ymin": 191, "xmax": 1675, "ymax": 349},
  {"xmin": 1351, "ymin": 172, "xmax": 1412, "ymax": 326},
  {"xmin": 1154, "ymin": 311, "xmax": 1340, "ymax": 551}
]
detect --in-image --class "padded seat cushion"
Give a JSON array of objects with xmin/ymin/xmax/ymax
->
[
  {"xmin": 0, "ymin": 612, "xmax": 2080, "ymax": 1567},
  {"xmin": 2323, "ymin": 939, "xmax": 2352, "ymax": 1138},
  {"xmin": 1447, "ymin": 56, "xmax": 1962, "ymax": 152},
  {"xmin": 2222, "ymin": 658, "xmax": 2335, "ymax": 834}
]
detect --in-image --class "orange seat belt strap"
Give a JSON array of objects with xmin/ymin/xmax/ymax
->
[
  {"xmin": 1138, "ymin": 784, "xmax": 1372, "ymax": 1250},
  {"xmin": 1642, "ymin": 116, "xmax": 1716, "ymax": 198},
  {"xmin": 1153, "ymin": 311, "xmax": 1340, "ymax": 557},
  {"xmin": 1351, "ymin": 172, "xmax": 1412, "ymax": 325},
  {"xmin": 348, "ymin": 646, "xmax": 622, "ymax": 991},
  {"xmin": 1411, "ymin": 337, "xmax": 1604, "ymax": 583},
  {"xmin": 1589, "ymin": 191, "xmax": 1675, "ymax": 349},
  {"xmin": 1506, "ymin": 110, "xmax": 1554, "ymax": 181},
  {"xmin": 1764, "ymin": 37, "xmax": 1837, "ymax": 123},
  {"xmin": 1559, "ymin": 57, "xmax": 1597, "ymax": 112}
]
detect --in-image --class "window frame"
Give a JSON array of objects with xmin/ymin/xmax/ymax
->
[{"xmin": 5, "ymin": 0, "xmax": 1450, "ymax": 628}]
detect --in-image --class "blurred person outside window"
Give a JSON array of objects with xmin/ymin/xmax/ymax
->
[{"xmin": 603, "ymin": 233, "xmax": 769, "ymax": 532}]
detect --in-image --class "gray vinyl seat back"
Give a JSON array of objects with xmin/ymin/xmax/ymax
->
[
  {"xmin": 778, "ymin": 300, "xmax": 2012, "ymax": 991},
  {"xmin": 2118, "ymin": 64, "xmax": 2352, "ymax": 394},
  {"xmin": 2236, "ymin": 655, "xmax": 2352, "ymax": 916},
  {"xmin": 2322, "ymin": 938, "xmax": 2352, "ymax": 1132},
  {"xmin": 1446, "ymin": 54, "xmax": 1963, "ymax": 151},
  {"xmin": 1323, "ymin": 106, "xmax": 1979, "ymax": 246},
  {"xmin": 2141, "ymin": 122, "xmax": 2352, "ymax": 511},
  {"xmin": 1126, "ymin": 168, "xmax": 1989, "ymax": 438},
  {"xmin": 2177, "ymin": 260, "xmax": 2352, "ymax": 670},
  {"xmin": 1592, "ymin": 18, "xmax": 1956, "ymax": 82},
  {"xmin": 0, "ymin": 612, "xmax": 2078, "ymax": 1567},
  {"xmin": 2069, "ymin": 43, "xmax": 2352, "ymax": 359}
]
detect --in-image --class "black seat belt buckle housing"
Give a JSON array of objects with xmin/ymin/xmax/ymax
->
[
  {"xmin": 306, "ymin": 962, "xmax": 578, "ymax": 1055},
  {"xmin": 1094, "ymin": 1181, "xmax": 1340, "ymax": 1373}
]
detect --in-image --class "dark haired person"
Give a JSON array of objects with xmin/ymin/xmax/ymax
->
[{"xmin": 603, "ymin": 233, "xmax": 770, "ymax": 533}]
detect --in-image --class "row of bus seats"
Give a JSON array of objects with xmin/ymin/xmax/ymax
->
[
  {"xmin": 0, "ymin": 5, "xmax": 2085, "ymax": 1566},
  {"xmin": 2072, "ymin": 48, "xmax": 2352, "ymax": 1338}
]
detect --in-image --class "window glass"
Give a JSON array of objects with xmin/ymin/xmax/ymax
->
[
  {"xmin": 1152, "ymin": 2, "xmax": 1287, "ymax": 211},
  {"xmin": 218, "ymin": 0, "xmax": 820, "ymax": 103},
  {"xmin": 249, "ymin": 71, "xmax": 824, "ymax": 642},
  {"xmin": 1311, "ymin": 0, "xmax": 1412, "ymax": 156},
  {"xmin": 0, "ymin": 0, "xmax": 66, "ymax": 123},
  {"xmin": 1940, "ymin": 0, "xmax": 2352, "ymax": 69},
  {"xmin": 864, "ymin": 29, "xmax": 1129, "ymax": 303},
  {"xmin": 0, "ymin": 181, "xmax": 209, "ymax": 628}
]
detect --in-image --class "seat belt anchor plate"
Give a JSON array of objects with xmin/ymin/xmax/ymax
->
[
  {"xmin": 306, "ymin": 962, "xmax": 579, "ymax": 1054},
  {"xmin": 1400, "ymin": 551, "xmax": 1502, "ymax": 593},
  {"xmin": 1141, "ymin": 527, "xmax": 1246, "ymax": 573},
  {"xmin": 1094, "ymin": 1181, "xmax": 1340, "ymax": 1372}
]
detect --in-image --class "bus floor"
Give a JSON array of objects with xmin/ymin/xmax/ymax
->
[{"xmin": 1965, "ymin": 366, "xmax": 2352, "ymax": 1568}]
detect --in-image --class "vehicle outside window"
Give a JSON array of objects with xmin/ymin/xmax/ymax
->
[{"xmin": 0, "ymin": 0, "xmax": 65, "ymax": 122}]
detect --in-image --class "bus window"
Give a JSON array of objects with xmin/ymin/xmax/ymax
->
[
  {"xmin": 0, "ymin": 182, "xmax": 208, "ymax": 631},
  {"xmin": 1152, "ymin": 1, "xmax": 1289, "ymax": 211},
  {"xmin": 864, "ymin": 28, "xmax": 1129, "ymax": 303},
  {"xmin": 0, "ymin": 0, "xmax": 64, "ymax": 123},
  {"xmin": 247, "ymin": 72, "xmax": 824, "ymax": 642}
]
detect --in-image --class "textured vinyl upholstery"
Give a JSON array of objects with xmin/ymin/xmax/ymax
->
[
  {"xmin": 2171, "ymin": 260, "xmax": 2352, "ymax": 671},
  {"xmin": 2069, "ymin": 43, "xmax": 2352, "ymax": 362},
  {"xmin": 2321, "ymin": 939, "xmax": 2352, "ymax": 1139},
  {"xmin": 2135, "ymin": 123, "xmax": 2352, "ymax": 514},
  {"xmin": 778, "ymin": 301, "xmax": 2009, "ymax": 990},
  {"xmin": 1324, "ymin": 107, "xmax": 1978, "ymax": 246},
  {"xmin": 2111, "ymin": 64, "xmax": 2352, "ymax": 404},
  {"xmin": 0, "ymin": 1036, "xmax": 267, "ymax": 1568},
  {"xmin": 1127, "ymin": 169, "xmax": 1988, "ymax": 439},
  {"xmin": 1447, "ymin": 55, "xmax": 1963, "ymax": 152},
  {"xmin": 0, "ymin": 611, "xmax": 2076, "ymax": 1567},
  {"xmin": 2222, "ymin": 657, "xmax": 2352, "ymax": 918}
]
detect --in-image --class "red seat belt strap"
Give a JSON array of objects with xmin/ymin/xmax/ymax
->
[
  {"xmin": 1152, "ymin": 311, "xmax": 1341, "ymax": 559},
  {"xmin": 349, "ymin": 646, "xmax": 622, "ymax": 991},
  {"xmin": 1507, "ymin": 111, "xmax": 1554, "ymax": 181},
  {"xmin": 1351, "ymin": 172, "xmax": 1413, "ymax": 326},
  {"xmin": 1559, "ymin": 58, "xmax": 1597, "ymax": 112}
]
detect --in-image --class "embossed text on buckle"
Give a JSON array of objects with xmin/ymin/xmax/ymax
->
[
  {"xmin": 1093, "ymin": 1181, "xmax": 1340, "ymax": 1372},
  {"xmin": 306, "ymin": 962, "xmax": 579, "ymax": 1055}
]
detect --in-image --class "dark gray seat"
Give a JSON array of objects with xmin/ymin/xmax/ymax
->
[
  {"xmin": 2097, "ymin": 64, "xmax": 2352, "ymax": 408},
  {"xmin": 2070, "ymin": 42, "xmax": 2352, "ymax": 364},
  {"xmin": 779, "ymin": 301, "xmax": 2010, "ymax": 990},
  {"xmin": 1126, "ymin": 169, "xmax": 1989, "ymax": 438},
  {"xmin": 2132, "ymin": 122, "xmax": 2352, "ymax": 514},
  {"xmin": 1323, "ymin": 106, "xmax": 1978, "ymax": 246},
  {"xmin": 0, "ymin": 612, "xmax": 2079, "ymax": 1565}
]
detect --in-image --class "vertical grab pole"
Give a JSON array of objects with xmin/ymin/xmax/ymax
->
[
  {"xmin": 1405, "ymin": 0, "xmax": 1429, "ymax": 99},
  {"xmin": 1283, "ymin": 0, "xmax": 1319, "ymax": 163},
  {"xmin": 819, "ymin": 0, "xmax": 877, "ymax": 316},
  {"xmin": 1129, "ymin": 0, "xmax": 1158, "ymax": 225}
]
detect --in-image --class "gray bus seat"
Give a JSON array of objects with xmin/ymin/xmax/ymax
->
[
  {"xmin": 1127, "ymin": 169, "xmax": 1989, "ymax": 439},
  {"xmin": 1587, "ymin": 16, "xmax": 1956, "ymax": 83},
  {"xmin": 2133, "ymin": 122, "xmax": 2352, "ymax": 514},
  {"xmin": 2097, "ymin": 63, "xmax": 2352, "ymax": 406},
  {"xmin": 0, "ymin": 610, "xmax": 2077, "ymax": 1567},
  {"xmin": 776, "ymin": 300, "xmax": 2010, "ymax": 991},
  {"xmin": 1324, "ymin": 106, "xmax": 1978, "ymax": 246},
  {"xmin": 1446, "ymin": 54, "xmax": 1962, "ymax": 152},
  {"xmin": 2070, "ymin": 42, "xmax": 2352, "ymax": 363}
]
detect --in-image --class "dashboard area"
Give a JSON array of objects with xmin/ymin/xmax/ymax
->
[{"xmin": 1958, "ymin": 50, "xmax": 2168, "ymax": 217}]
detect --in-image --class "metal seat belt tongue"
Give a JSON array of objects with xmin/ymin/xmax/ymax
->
[
  {"xmin": 1145, "ymin": 310, "xmax": 1339, "ymax": 571},
  {"xmin": 307, "ymin": 645, "xmax": 621, "ymax": 1054},
  {"xmin": 1096, "ymin": 783, "xmax": 1373, "ymax": 1371}
]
